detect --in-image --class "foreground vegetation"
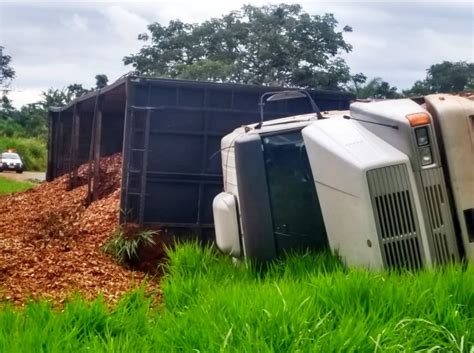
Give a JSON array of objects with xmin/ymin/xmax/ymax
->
[
  {"xmin": 0, "ymin": 244, "xmax": 472, "ymax": 352},
  {"xmin": 0, "ymin": 136, "xmax": 47, "ymax": 171},
  {"xmin": 0, "ymin": 176, "xmax": 35, "ymax": 195}
]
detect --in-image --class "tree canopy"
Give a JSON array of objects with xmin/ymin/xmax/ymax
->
[
  {"xmin": 95, "ymin": 74, "xmax": 109, "ymax": 89},
  {"xmin": 404, "ymin": 61, "xmax": 474, "ymax": 96},
  {"xmin": 1, "ymin": 47, "xmax": 18, "ymax": 133},
  {"xmin": 124, "ymin": 4, "xmax": 353, "ymax": 90},
  {"xmin": 0, "ymin": 46, "xmax": 15, "ymax": 89}
]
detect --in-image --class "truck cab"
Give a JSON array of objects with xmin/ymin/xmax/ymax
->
[
  {"xmin": 214, "ymin": 112, "xmax": 339, "ymax": 263},
  {"xmin": 213, "ymin": 93, "xmax": 473, "ymax": 268}
]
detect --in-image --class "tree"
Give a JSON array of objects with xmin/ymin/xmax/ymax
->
[
  {"xmin": 0, "ymin": 87, "xmax": 72, "ymax": 140},
  {"xmin": 1, "ymin": 46, "xmax": 16, "ymax": 119},
  {"xmin": 347, "ymin": 72, "xmax": 367, "ymax": 97},
  {"xmin": 0, "ymin": 49, "xmax": 107, "ymax": 140},
  {"xmin": 124, "ymin": 4, "xmax": 353, "ymax": 89},
  {"xmin": 95, "ymin": 74, "xmax": 109, "ymax": 89},
  {"xmin": 0, "ymin": 46, "xmax": 18, "ymax": 135},
  {"xmin": 15, "ymin": 104, "xmax": 48, "ymax": 139},
  {"xmin": 41, "ymin": 80, "xmax": 94, "ymax": 108},
  {"xmin": 403, "ymin": 80, "xmax": 431, "ymax": 96},
  {"xmin": 0, "ymin": 46, "xmax": 15, "ymax": 89},
  {"xmin": 426, "ymin": 61, "xmax": 473, "ymax": 92},
  {"xmin": 404, "ymin": 61, "xmax": 474, "ymax": 96},
  {"xmin": 348, "ymin": 77, "xmax": 400, "ymax": 99},
  {"xmin": 40, "ymin": 88, "xmax": 73, "ymax": 108},
  {"xmin": 67, "ymin": 83, "xmax": 89, "ymax": 99}
]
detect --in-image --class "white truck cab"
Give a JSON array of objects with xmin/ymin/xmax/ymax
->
[
  {"xmin": 213, "ymin": 93, "xmax": 473, "ymax": 268},
  {"xmin": 214, "ymin": 112, "xmax": 336, "ymax": 262}
]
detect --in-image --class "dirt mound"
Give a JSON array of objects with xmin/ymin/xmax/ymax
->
[{"xmin": 0, "ymin": 154, "xmax": 158, "ymax": 305}]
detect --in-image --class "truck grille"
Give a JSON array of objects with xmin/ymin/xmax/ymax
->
[
  {"xmin": 367, "ymin": 165, "xmax": 425, "ymax": 269},
  {"xmin": 420, "ymin": 168, "xmax": 459, "ymax": 264}
]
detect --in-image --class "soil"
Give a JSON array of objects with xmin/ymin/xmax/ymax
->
[{"xmin": 0, "ymin": 154, "xmax": 162, "ymax": 305}]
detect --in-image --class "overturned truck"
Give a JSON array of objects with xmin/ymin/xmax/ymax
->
[
  {"xmin": 47, "ymin": 77, "xmax": 352, "ymax": 239},
  {"xmin": 214, "ymin": 93, "xmax": 474, "ymax": 269}
]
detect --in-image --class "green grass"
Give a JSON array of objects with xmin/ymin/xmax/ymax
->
[
  {"xmin": 0, "ymin": 243, "xmax": 472, "ymax": 352},
  {"xmin": 0, "ymin": 175, "xmax": 35, "ymax": 195},
  {"xmin": 0, "ymin": 136, "xmax": 47, "ymax": 171}
]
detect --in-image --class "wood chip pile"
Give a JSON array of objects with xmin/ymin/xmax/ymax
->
[{"xmin": 0, "ymin": 154, "xmax": 157, "ymax": 305}]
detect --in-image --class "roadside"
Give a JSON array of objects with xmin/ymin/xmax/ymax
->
[
  {"xmin": 0, "ymin": 176, "xmax": 35, "ymax": 195},
  {"xmin": 0, "ymin": 171, "xmax": 46, "ymax": 182}
]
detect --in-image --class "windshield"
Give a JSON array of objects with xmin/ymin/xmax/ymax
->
[
  {"xmin": 262, "ymin": 129, "xmax": 328, "ymax": 252},
  {"xmin": 1, "ymin": 153, "xmax": 20, "ymax": 160}
]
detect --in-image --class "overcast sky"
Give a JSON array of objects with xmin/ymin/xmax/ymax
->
[{"xmin": 1, "ymin": 0, "xmax": 473, "ymax": 108}]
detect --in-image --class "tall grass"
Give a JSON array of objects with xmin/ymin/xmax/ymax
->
[
  {"xmin": 0, "ymin": 243, "xmax": 472, "ymax": 352},
  {"xmin": 159, "ymin": 244, "xmax": 473, "ymax": 352},
  {"xmin": 0, "ymin": 136, "xmax": 47, "ymax": 171}
]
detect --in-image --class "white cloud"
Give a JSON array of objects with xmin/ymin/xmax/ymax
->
[
  {"xmin": 66, "ymin": 14, "xmax": 89, "ymax": 31},
  {"xmin": 101, "ymin": 5, "xmax": 149, "ymax": 43},
  {"xmin": 344, "ymin": 25, "xmax": 473, "ymax": 89},
  {"xmin": 1, "ymin": 0, "xmax": 472, "ymax": 108},
  {"xmin": 8, "ymin": 88, "xmax": 43, "ymax": 108}
]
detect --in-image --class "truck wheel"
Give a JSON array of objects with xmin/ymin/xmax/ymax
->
[{"xmin": 16, "ymin": 169, "xmax": 23, "ymax": 174}]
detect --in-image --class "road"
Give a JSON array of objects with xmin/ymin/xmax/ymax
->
[{"xmin": 0, "ymin": 171, "xmax": 46, "ymax": 182}]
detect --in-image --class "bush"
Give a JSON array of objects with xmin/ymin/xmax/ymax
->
[
  {"xmin": 0, "ymin": 120, "xmax": 26, "ymax": 137},
  {"xmin": 0, "ymin": 137, "xmax": 47, "ymax": 171}
]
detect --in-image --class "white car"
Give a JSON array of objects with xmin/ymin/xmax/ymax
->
[{"xmin": 0, "ymin": 152, "xmax": 24, "ymax": 173}]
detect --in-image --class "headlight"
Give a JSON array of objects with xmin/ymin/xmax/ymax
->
[
  {"xmin": 415, "ymin": 127, "xmax": 429, "ymax": 146},
  {"xmin": 419, "ymin": 146, "xmax": 433, "ymax": 166}
]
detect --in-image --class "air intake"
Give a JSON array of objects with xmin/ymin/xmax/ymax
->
[{"xmin": 367, "ymin": 165, "xmax": 425, "ymax": 269}]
